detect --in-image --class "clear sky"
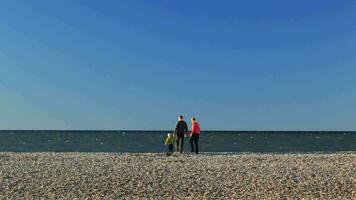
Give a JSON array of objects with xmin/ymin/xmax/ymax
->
[{"xmin": 0, "ymin": 0, "xmax": 355, "ymax": 130}]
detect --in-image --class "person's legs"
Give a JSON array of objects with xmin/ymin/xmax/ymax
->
[
  {"xmin": 176, "ymin": 135, "xmax": 180, "ymax": 152},
  {"xmin": 190, "ymin": 136, "xmax": 195, "ymax": 152},
  {"xmin": 194, "ymin": 135, "xmax": 199, "ymax": 154},
  {"xmin": 167, "ymin": 146, "xmax": 170, "ymax": 155},
  {"xmin": 179, "ymin": 136, "xmax": 184, "ymax": 154},
  {"xmin": 169, "ymin": 144, "xmax": 173, "ymax": 155}
]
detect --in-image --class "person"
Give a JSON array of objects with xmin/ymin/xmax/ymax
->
[
  {"xmin": 174, "ymin": 115, "xmax": 188, "ymax": 154},
  {"xmin": 190, "ymin": 117, "xmax": 201, "ymax": 154},
  {"xmin": 165, "ymin": 133, "xmax": 174, "ymax": 156}
]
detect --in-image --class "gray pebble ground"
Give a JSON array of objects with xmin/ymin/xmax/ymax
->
[{"xmin": 0, "ymin": 152, "xmax": 355, "ymax": 199}]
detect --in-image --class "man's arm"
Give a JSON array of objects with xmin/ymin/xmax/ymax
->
[
  {"xmin": 184, "ymin": 122, "xmax": 188, "ymax": 134},
  {"xmin": 174, "ymin": 122, "xmax": 179, "ymax": 135}
]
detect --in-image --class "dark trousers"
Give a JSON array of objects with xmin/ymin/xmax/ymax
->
[
  {"xmin": 168, "ymin": 144, "xmax": 173, "ymax": 155},
  {"xmin": 190, "ymin": 134, "xmax": 199, "ymax": 154},
  {"xmin": 176, "ymin": 134, "xmax": 185, "ymax": 154}
]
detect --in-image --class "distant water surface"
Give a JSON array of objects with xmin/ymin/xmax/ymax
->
[{"xmin": 0, "ymin": 131, "xmax": 355, "ymax": 153}]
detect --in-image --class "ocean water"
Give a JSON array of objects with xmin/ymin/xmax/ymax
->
[{"xmin": 0, "ymin": 131, "xmax": 355, "ymax": 153}]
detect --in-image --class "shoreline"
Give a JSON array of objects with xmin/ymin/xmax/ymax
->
[
  {"xmin": 1, "ymin": 151, "xmax": 355, "ymax": 155},
  {"xmin": 0, "ymin": 152, "xmax": 355, "ymax": 199}
]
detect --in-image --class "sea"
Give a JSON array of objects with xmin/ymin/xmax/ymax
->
[{"xmin": 0, "ymin": 130, "xmax": 355, "ymax": 153}]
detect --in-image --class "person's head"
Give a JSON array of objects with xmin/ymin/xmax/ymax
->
[
  {"xmin": 178, "ymin": 115, "xmax": 184, "ymax": 121},
  {"xmin": 191, "ymin": 117, "xmax": 196, "ymax": 123},
  {"xmin": 168, "ymin": 133, "xmax": 172, "ymax": 137}
]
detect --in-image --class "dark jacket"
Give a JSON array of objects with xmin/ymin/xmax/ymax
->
[{"xmin": 175, "ymin": 120, "xmax": 188, "ymax": 135}]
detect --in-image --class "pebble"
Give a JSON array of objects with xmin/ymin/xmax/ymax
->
[{"xmin": 0, "ymin": 152, "xmax": 355, "ymax": 199}]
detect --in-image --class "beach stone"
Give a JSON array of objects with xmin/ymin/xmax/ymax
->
[{"xmin": 0, "ymin": 152, "xmax": 355, "ymax": 199}]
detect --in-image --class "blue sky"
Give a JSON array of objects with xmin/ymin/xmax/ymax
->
[{"xmin": 0, "ymin": 0, "xmax": 355, "ymax": 130}]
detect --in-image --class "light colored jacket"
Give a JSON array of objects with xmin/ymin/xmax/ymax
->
[{"xmin": 165, "ymin": 135, "xmax": 174, "ymax": 145}]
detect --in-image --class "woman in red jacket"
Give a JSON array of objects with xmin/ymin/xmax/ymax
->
[{"xmin": 190, "ymin": 117, "xmax": 201, "ymax": 154}]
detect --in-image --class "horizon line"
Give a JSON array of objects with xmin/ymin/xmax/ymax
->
[{"xmin": 0, "ymin": 129, "xmax": 355, "ymax": 132}]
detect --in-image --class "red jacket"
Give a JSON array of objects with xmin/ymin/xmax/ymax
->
[{"xmin": 191, "ymin": 122, "xmax": 201, "ymax": 135}]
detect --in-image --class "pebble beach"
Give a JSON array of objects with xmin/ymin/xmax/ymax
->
[{"xmin": 0, "ymin": 152, "xmax": 355, "ymax": 199}]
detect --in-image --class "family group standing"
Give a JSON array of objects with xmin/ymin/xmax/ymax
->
[{"xmin": 165, "ymin": 115, "xmax": 201, "ymax": 155}]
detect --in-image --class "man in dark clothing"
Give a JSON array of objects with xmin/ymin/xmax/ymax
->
[{"xmin": 174, "ymin": 115, "xmax": 188, "ymax": 154}]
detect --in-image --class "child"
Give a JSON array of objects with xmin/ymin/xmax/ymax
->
[{"xmin": 165, "ymin": 133, "xmax": 174, "ymax": 156}]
